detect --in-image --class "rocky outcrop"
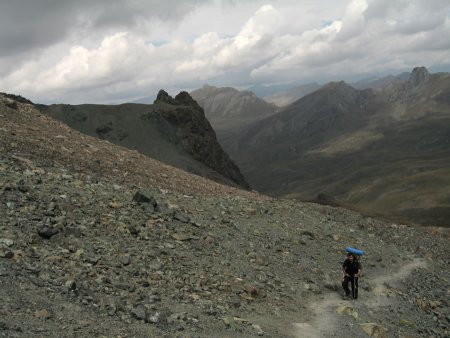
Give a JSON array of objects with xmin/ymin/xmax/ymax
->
[
  {"xmin": 39, "ymin": 91, "xmax": 250, "ymax": 189},
  {"xmin": 153, "ymin": 90, "xmax": 250, "ymax": 189},
  {"xmin": 408, "ymin": 66, "xmax": 430, "ymax": 87},
  {"xmin": 0, "ymin": 92, "xmax": 34, "ymax": 104}
]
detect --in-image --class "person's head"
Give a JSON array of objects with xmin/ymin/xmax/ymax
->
[{"xmin": 346, "ymin": 253, "xmax": 354, "ymax": 261}]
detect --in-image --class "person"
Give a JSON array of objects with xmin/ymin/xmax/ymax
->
[{"xmin": 342, "ymin": 252, "xmax": 362, "ymax": 299}]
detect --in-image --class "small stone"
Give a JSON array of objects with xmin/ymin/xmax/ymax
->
[
  {"xmin": 336, "ymin": 306, "xmax": 358, "ymax": 318},
  {"xmin": 399, "ymin": 318, "xmax": 417, "ymax": 328},
  {"xmin": 5, "ymin": 99, "xmax": 18, "ymax": 109},
  {"xmin": 0, "ymin": 239, "xmax": 14, "ymax": 247},
  {"xmin": 121, "ymin": 254, "xmax": 131, "ymax": 266},
  {"xmin": 131, "ymin": 305, "xmax": 147, "ymax": 321},
  {"xmin": 360, "ymin": 323, "xmax": 388, "ymax": 338},
  {"xmin": 252, "ymin": 324, "xmax": 265, "ymax": 336},
  {"xmin": 147, "ymin": 311, "xmax": 168, "ymax": 326},
  {"xmin": 128, "ymin": 225, "xmax": 140, "ymax": 235},
  {"xmin": 0, "ymin": 250, "xmax": 14, "ymax": 259},
  {"xmin": 85, "ymin": 256, "xmax": 98, "ymax": 265},
  {"xmin": 34, "ymin": 310, "xmax": 51, "ymax": 319},
  {"xmin": 133, "ymin": 189, "xmax": 157, "ymax": 209},
  {"xmin": 109, "ymin": 201, "xmax": 123, "ymax": 209},
  {"xmin": 243, "ymin": 285, "xmax": 259, "ymax": 297},
  {"xmin": 18, "ymin": 185, "xmax": 29, "ymax": 193},
  {"xmin": 171, "ymin": 233, "xmax": 192, "ymax": 241},
  {"xmin": 173, "ymin": 211, "xmax": 190, "ymax": 223},
  {"xmin": 65, "ymin": 280, "xmax": 77, "ymax": 291},
  {"xmin": 38, "ymin": 227, "xmax": 59, "ymax": 239}
]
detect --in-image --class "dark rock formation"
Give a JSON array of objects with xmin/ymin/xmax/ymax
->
[
  {"xmin": 154, "ymin": 90, "xmax": 249, "ymax": 189},
  {"xmin": 154, "ymin": 89, "xmax": 178, "ymax": 105},
  {"xmin": 408, "ymin": 66, "xmax": 430, "ymax": 87},
  {"xmin": 0, "ymin": 92, "xmax": 34, "ymax": 104}
]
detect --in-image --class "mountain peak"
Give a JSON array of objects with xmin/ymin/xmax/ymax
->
[
  {"xmin": 154, "ymin": 89, "xmax": 177, "ymax": 105},
  {"xmin": 154, "ymin": 89, "xmax": 201, "ymax": 108},
  {"xmin": 319, "ymin": 81, "xmax": 359, "ymax": 101},
  {"xmin": 409, "ymin": 66, "xmax": 430, "ymax": 86},
  {"xmin": 174, "ymin": 91, "xmax": 201, "ymax": 108},
  {"xmin": 322, "ymin": 81, "xmax": 355, "ymax": 92}
]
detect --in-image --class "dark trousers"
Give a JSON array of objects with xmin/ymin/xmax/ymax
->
[{"xmin": 342, "ymin": 275, "xmax": 358, "ymax": 299}]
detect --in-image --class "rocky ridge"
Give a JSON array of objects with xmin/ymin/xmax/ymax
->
[
  {"xmin": 39, "ymin": 90, "xmax": 249, "ymax": 190},
  {"xmin": 0, "ymin": 94, "xmax": 449, "ymax": 337}
]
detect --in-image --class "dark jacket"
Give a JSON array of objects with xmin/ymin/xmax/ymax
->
[{"xmin": 343, "ymin": 259, "xmax": 361, "ymax": 276}]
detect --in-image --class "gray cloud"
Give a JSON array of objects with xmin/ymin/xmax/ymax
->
[
  {"xmin": 0, "ymin": 0, "xmax": 211, "ymax": 57},
  {"xmin": 1, "ymin": 0, "xmax": 449, "ymax": 103}
]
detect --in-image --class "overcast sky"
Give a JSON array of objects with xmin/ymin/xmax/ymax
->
[{"xmin": 1, "ymin": 0, "xmax": 449, "ymax": 103}]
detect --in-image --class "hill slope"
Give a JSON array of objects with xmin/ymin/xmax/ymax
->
[
  {"xmin": 39, "ymin": 90, "xmax": 249, "ymax": 189},
  {"xmin": 220, "ymin": 67, "xmax": 450, "ymax": 227},
  {"xmin": 0, "ymin": 93, "xmax": 449, "ymax": 337}
]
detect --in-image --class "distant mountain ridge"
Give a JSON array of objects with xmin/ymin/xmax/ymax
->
[
  {"xmin": 262, "ymin": 82, "xmax": 321, "ymax": 107},
  {"xmin": 190, "ymin": 85, "xmax": 277, "ymax": 131},
  {"xmin": 40, "ymin": 90, "xmax": 249, "ymax": 189},
  {"xmin": 219, "ymin": 67, "xmax": 450, "ymax": 227},
  {"xmin": 351, "ymin": 72, "xmax": 411, "ymax": 90}
]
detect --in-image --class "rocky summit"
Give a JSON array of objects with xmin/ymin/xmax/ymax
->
[{"xmin": 0, "ymin": 94, "xmax": 449, "ymax": 337}]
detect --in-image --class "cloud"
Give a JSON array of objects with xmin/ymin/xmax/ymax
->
[
  {"xmin": 250, "ymin": 0, "xmax": 450, "ymax": 81},
  {"xmin": 1, "ymin": 0, "xmax": 450, "ymax": 103},
  {"xmin": 0, "ymin": 0, "xmax": 212, "ymax": 58}
]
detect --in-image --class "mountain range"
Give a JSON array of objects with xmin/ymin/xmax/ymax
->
[
  {"xmin": 5, "ymin": 66, "xmax": 449, "ymax": 228},
  {"xmin": 216, "ymin": 67, "xmax": 450, "ymax": 227}
]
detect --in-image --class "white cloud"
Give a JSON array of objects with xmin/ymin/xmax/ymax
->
[
  {"xmin": 249, "ymin": 0, "xmax": 450, "ymax": 82},
  {"xmin": 0, "ymin": 0, "xmax": 449, "ymax": 103}
]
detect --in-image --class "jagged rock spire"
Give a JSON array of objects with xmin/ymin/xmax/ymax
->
[
  {"xmin": 154, "ymin": 90, "xmax": 201, "ymax": 109},
  {"xmin": 154, "ymin": 89, "xmax": 178, "ymax": 105}
]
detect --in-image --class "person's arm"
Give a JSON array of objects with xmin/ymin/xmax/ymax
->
[
  {"xmin": 342, "ymin": 261, "xmax": 349, "ymax": 277},
  {"xmin": 355, "ymin": 262, "xmax": 362, "ymax": 277}
]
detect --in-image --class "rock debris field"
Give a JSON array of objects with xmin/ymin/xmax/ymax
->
[{"xmin": 0, "ymin": 94, "xmax": 449, "ymax": 337}]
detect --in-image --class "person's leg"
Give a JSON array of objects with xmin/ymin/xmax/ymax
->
[
  {"xmin": 342, "ymin": 276, "xmax": 350, "ymax": 296},
  {"xmin": 350, "ymin": 276, "xmax": 355, "ymax": 298},
  {"xmin": 354, "ymin": 277, "xmax": 358, "ymax": 299}
]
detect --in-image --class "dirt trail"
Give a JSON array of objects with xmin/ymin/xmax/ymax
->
[{"xmin": 292, "ymin": 258, "xmax": 427, "ymax": 337}]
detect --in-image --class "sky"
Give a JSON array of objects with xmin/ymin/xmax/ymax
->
[{"xmin": 1, "ymin": 0, "xmax": 449, "ymax": 104}]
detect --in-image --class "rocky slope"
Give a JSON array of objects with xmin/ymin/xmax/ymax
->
[
  {"xmin": 1, "ymin": 93, "xmax": 450, "ymax": 337},
  {"xmin": 220, "ymin": 67, "xmax": 450, "ymax": 227},
  {"xmin": 38, "ymin": 90, "xmax": 249, "ymax": 190}
]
